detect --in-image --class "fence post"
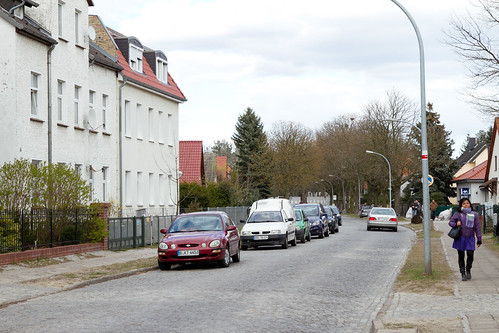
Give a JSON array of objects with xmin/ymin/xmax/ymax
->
[
  {"xmin": 133, "ymin": 217, "xmax": 137, "ymax": 248},
  {"xmin": 49, "ymin": 209, "xmax": 53, "ymax": 248},
  {"xmin": 21, "ymin": 211, "xmax": 24, "ymax": 251},
  {"xmin": 141, "ymin": 216, "xmax": 145, "ymax": 247},
  {"xmin": 75, "ymin": 208, "xmax": 79, "ymax": 244}
]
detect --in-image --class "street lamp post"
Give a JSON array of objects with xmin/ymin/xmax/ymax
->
[
  {"xmin": 391, "ymin": 0, "xmax": 431, "ymax": 274},
  {"xmin": 320, "ymin": 179, "xmax": 334, "ymax": 205},
  {"xmin": 365, "ymin": 150, "xmax": 392, "ymax": 208},
  {"xmin": 329, "ymin": 175, "xmax": 345, "ymax": 211}
]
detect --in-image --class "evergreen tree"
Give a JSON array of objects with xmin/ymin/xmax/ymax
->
[
  {"xmin": 231, "ymin": 107, "xmax": 270, "ymax": 198},
  {"xmin": 409, "ymin": 103, "xmax": 458, "ymax": 202}
]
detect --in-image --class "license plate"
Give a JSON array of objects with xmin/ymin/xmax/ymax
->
[
  {"xmin": 177, "ymin": 250, "xmax": 199, "ymax": 256},
  {"xmin": 254, "ymin": 235, "xmax": 268, "ymax": 240}
]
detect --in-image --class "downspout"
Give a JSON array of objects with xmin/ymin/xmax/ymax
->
[
  {"xmin": 118, "ymin": 77, "xmax": 128, "ymax": 217},
  {"xmin": 47, "ymin": 43, "xmax": 56, "ymax": 164},
  {"xmin": 9, "ymin": 1, "xmax": 25, "ymax": 14}
]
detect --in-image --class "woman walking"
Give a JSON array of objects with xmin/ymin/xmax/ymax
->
[{"xmin": 449, "ymin": 198, "xmax": 482, "ymax": 281}]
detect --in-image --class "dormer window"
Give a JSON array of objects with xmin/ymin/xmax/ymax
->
[
  {"xmin": 156, "ymin": 59, "xmax": 168, "ymax": 83},
  {"xmin": 129, "ymin": 44, "xmax": 143, "ymax": 73}
]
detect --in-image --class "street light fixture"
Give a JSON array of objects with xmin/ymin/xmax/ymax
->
[
  {"xmin": 329, "ymin": 174, "xmax": 345, "ymax": 211},
  {"xmin": 365, "ymin": 150, "xmax": 392, "ymax": 208},
  {"xmin": 391, "ymin": 0, "xmax": 431, "ymax": 275},
  {"xmin": 320, "ymin": 179, "xmax": 334, "ymax": 205}
]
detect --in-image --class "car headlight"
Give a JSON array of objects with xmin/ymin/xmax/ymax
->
[
  {"xmin": 311, "ymin": 220, "xmax": 320, "ymax": 226},
  {"xmin": 270, "ymin": 230, "xmax": 281, "ymax": 234},
  {"xmin": 159, "ymin": 242, "xmax": 168, "ymax": 250},
  {"xmin": 209, "ymin": 239, "xmax": 221, "ymax": 248},
  {"xmin": 241, "ymin": 230, "xmax": 251, "ymax": 236}
]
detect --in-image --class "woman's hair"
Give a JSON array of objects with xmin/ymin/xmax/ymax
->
[{"xmin": 456, "ymin": 197, "xmax": 473, "ymax": 212}]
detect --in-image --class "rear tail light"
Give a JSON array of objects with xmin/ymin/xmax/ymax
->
[
  {"xmin": 389, "ymin": 218, "xmax": 397, "ymax": 222},
  {"xmin": 369, "ymin": 217, "xmax": 376, "ymax": 220}
]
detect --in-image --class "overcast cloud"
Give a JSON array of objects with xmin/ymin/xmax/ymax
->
[{"xmin": 90, "ymin": 0, "xmax": 490, "ymax": 156}]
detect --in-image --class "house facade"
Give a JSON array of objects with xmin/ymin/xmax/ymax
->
[
  {"xmin": 481, "ymin": 118, "xmax": 499, "ymax": 205},
  {"xmin": 0, "ymin": 1, "xmax": 186, "ymax": 217}
]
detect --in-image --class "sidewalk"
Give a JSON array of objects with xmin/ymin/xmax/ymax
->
[
  {"xmin": 0, "ymin": 247, "xmax": 157, "ymax": 308},
  {"xmin": 374, "ymin": 220, "xmax": 499, "ymax": 333}
]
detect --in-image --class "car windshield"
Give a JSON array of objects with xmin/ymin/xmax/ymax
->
[
  {"xmin": 293, "ymin": 210, "xmax": 303, "ymax": 220},
  {"xmin": 331, "ymin": 207, "xmax": 339, "ymax": 214},
  {"xmin": 248, "ymin": 211, "xmax": 283, "ymax": 223},
  {"xmin": 169, "ymin": 215, "xmax": 224, "ymax": 232},
  {"xmin": 298, "ymin": 205, "xmax": 319, "ymax": 216},
  {"xmin": 371, "ymin": 208, "xmax": 395, "ymax": 216}
]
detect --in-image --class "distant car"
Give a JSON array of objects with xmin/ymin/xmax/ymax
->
[
  {"xmin": 293, "ymin": 208, "xmax": 311, "ymax": 243},
  {"xmin": 294, "ymin": 203, "xmax": 329, "ymax": 238},
  {"xmin": 359, "ymin": 205, "xmax": 373, "ymax": 218},
  {"xmin": 324, "ymin": 206, "xmax": 338, "ymax": 234},
  {"xmin": 367, "ymin": 207, "xmax": 398, "ymax": 232},
  {"xmin": 330, "ymin": 205, "xmax": 342, "ymax": 226},
  {"xmin": 157, "ymin": 211, "xmax": 241, "ymax": 270}
]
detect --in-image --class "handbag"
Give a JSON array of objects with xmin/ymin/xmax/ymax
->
[{"xmin": 448, "ymin": 225, "xmax": 461, "ymax": 239}]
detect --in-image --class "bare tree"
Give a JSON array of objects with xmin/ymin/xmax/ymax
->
[{"xmin": 446, "ymin": 0, "xmax": 499, "ymax": 115}]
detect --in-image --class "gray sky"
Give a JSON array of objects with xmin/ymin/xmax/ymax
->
[{"xmin": 90, "ymin": 0, "xmax": 491, "ymax": 156}]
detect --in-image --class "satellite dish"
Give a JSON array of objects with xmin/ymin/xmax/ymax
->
[
  {"xmin": 88, "ymin": 108, "xmax": 97, "ymax": 129},
  {"xmin": 88, "ymin": 26, "xmax": 96, "ymax": 41}
]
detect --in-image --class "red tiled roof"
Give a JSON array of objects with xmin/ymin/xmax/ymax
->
[
  {"xmin": 179, "ymin": 141, "xmax": 205, "ymax": 184},
  {"xmin": 116, "ymin": 49, "xmax": 186, "ymax": 102},
  {"xmin": 452, "ymin": 160, "xmax": 487, "ymax": 182}
]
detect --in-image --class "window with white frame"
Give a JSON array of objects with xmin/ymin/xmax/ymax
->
[
  {"xmin": 159, "ymin": 174, "xmax": 165, "ymax": 206},
  {"xmin": 168, "ymin": 113, "xmax": 174, "ymax": 146},
  {"xmin": 102, "ymin": 167, "xmax": 108, "ymax": 201},
  {"xmin": 74, "ymin": 9, "xmax": 81, "ymax": 45},
  {"xmin": 136, "ymin": 103, "xmax": 143, "ymax": 139},
  {"xmin": 137, "ymin": 171, "xmax": 143, "ymax": 206},
  {"xmin": 102, "ymin": 94, "xmax": 108, "ymax": 131},
  {"xmin": 124, "ymin": 100, "xmax": 131, "ymax": 137},
  {"xmin": 89, "ymin": 168, "xmax": 94, "ymax": 201},
  {"xmin": 89, "ymin": 90, "xmax": 95, "ymax": 106},
  {"xmin": 75, "ymin": 163, "xmax": 82, "ymax": 177},
  {"xmin": 156, "ymin": 59, "xmax": 168, "ymax": 83},
  {"xmin": 149, "ymin": 173, "xmax": 155, "ymax": 206},
  {"xmin": 158, "ymin": 110, "xmax": 164, "ymax": 143},
  {"xmin": 30, "ymin": 72, "xmax": 40, "ymax": 116},
  {"xmin": 74, "ymin": 85, "xmax": 81, "ymax": 125},
  {"xmin": 57, "ymin": 80, "xmax": 64, "ymax": 122},
  {"xmin": 148, "ymin": 108, "xmax": 154, "ymax": 141},
  {"xmin": 58, "ymin": 1, "xmax": 65, "ymax": 37},
  {"xmin": 125, "ymin": 171, "xmax": 131, "ymax": 205},
  {"xmin": 129, "ymin": 44, "xmax": 143, "ymax": 73},
  {"xmin": 32, "ymin": 159, "xmax": 43, "ymax": 168}
]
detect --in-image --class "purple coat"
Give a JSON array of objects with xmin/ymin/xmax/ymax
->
[{"xmin": 449, "ymin": 211, "xmax": 482, "ymax": 243}]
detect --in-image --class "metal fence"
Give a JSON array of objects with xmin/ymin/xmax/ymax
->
[{"xmin": 0, "ymin": 208, "xmax": 93, "ymax": 254}]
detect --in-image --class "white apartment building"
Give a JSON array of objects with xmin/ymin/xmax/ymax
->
[{"xmin": 0, "ymin": 1, "xmax": 186, "ymax": 216}]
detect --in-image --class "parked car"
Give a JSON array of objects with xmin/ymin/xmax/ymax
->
[
  {"xmin": 293, "ymin": 208, "xmax": 311, "ymax": 243},
  {"xmin": 359, "ymin": 205, "xmax": 373, "ymax": 218},
  {"xmin": 240, "ymin": 198, "xmax": 297, "ymax": 250},
  {"xmin": 330, "ymin": 205, "xmax": 342, "ymax": 226},
  {"xmin": 294, "ymin": 203, "xmax": 329, "ymax": 238},
  {"xmin": 157, "ymin": 211, "xmax": 241, "ymax": 270},
  {"xmin": 367, "ymin": 207, "xmax": 398, "ymax": 232},
  {"xmin": 324, "ymin": 206, "xmax": 338, "ymax": 234}
]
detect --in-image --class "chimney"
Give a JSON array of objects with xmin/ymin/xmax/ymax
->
[{"xmin": 467, "ymin": 137, "xmax": 476, "ymax": 151}]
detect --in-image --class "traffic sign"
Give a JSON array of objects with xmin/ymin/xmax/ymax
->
[{"xmin": 428, "ymin": 175, "xmax": 434, "ymax": 186}]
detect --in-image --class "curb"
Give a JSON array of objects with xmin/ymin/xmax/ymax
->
[{"xmin": 0, "ymin": 265, "xmax": 158, "ymax": 309}]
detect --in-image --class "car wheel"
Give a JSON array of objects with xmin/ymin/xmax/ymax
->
[
  {"xmin": 335, "ymin": 225, "xmax": 339, "ymax": 233},
  {"xmin": 291, "ymin": 232, "xmax": 297, "ymax": 246},
  {"xmin": 394, "ymin": 227, "xmax": 398, "ymax": 232},
  {"xmin": 282, "ymin": 233, "xmax": 289, "ymax": 248},
  {"xmin": 231, "ymin": 246, "xmax": 241, "ymax": 262},
  {"xmin": 318, "ymin": 228, "xmax": 324, "ymax": 239},
  {"xmin": 241, "ymin": 245, "xmax": 248, "ymax": 250},
  {"xmin": 324, "ymin": 227, "xmax": 329, "ymax": 237},
  {"xmin": 158, "ymin": 260, "xmax": 171, "ymax": 271},
  {"xmin": 330, "ymin": 225, "xmax": 335, "ymax": 234},
  {"xmin": 219, "ymin": 247, "xmax": 231, "ymax": 268},
  {"xmin": 301, "ymin": 231, "xmax": 306, "ymax": 243},
  {"xmin": 306, "ymin": 230, "xmax": 311, "ymax": 242},
  {"xmin": 367, "ymin": 225, "xmax": 371, "ymax": 231}
]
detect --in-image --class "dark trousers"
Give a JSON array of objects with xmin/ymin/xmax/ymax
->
[
  {"xmin": 458, "ymin": 250, "xmax": 474, "ymax": 271},
  {"xmin": 431, "ymin": 210, "xmax": 436, "ymax": 220}
]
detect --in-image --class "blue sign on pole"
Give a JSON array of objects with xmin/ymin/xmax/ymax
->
[{"xmin": 460, "ymin": 188, "xmax": 470, "ymax": 197}]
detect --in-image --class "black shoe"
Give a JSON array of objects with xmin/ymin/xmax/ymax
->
[
  {"xmin": 466, "ymin": 270, "xmax": 471, "ymax": 280},
  {"xmin": 461, "ymin": 272, "xmax": 467, "ymax": 281}
]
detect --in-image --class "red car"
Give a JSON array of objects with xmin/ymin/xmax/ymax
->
[{"xmin": 158, "ymin": 211, "xmax": 241, "ymax": 270}]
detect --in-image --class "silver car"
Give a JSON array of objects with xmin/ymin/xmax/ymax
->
[{"xmin": 366, "ymin": 207, "xmax": 398, "ymax": 232}]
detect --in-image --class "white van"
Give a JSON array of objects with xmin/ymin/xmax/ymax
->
[{"xmin": 240, "ymin": 198, "xmax": 297, "ymax": 250}]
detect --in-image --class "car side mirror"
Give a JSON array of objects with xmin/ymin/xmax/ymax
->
[
  {"xmin": 288, "ymin": 218, "xmax": 294, "ymax": 222},
  {"xmin": 160, "ymin": 228, "xmax": 167, "ymax": 234},
  {"xmin": 304, "ymin": 217, "xmax": 308, "ymax": 222}
]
